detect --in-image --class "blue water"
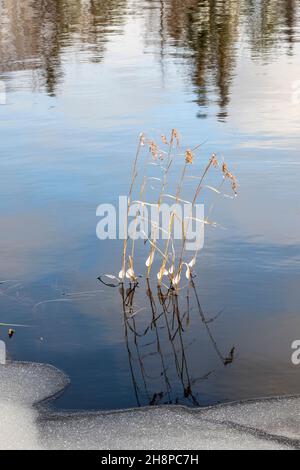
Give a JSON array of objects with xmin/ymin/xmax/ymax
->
[{"xmin": 0, "ymin": 0, "xmax": 300, "ymax": 410}]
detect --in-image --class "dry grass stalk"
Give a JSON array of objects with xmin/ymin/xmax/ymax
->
[{"xmin": 118, "ymin": 130, "xmax": 237, "ymax": 289}]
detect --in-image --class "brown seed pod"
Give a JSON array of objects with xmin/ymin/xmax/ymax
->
[{"xmin": 185, "ymin": 149, "xmax": 194, "ymax": 164}]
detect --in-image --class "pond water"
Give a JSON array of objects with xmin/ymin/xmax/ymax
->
[{"xmin": 0, "ymin": 0, "xmax": 300, "ymax": 411}]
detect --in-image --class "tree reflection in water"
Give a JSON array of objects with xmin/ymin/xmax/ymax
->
[{"xmin": 0, "ymin": 0, "xmax": 298, "ymax": 118}]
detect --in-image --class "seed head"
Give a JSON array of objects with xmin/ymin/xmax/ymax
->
[
  {"xmin": 185, "ymin": 149, "xmax": 194, "ymax": 164},
  {"xmin": 149, "ymin": 141, "xmax": 158, "ymax": 160}
]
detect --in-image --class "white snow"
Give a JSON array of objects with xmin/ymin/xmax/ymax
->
[
  {"xmin": 0, "ymin": 361, "xmax": 299, "ymax": 450},
  {"xmin": 0, "ymin": 361, "xmax": 68, "ymax": 405},
  {"xmin": 202, "ymin": 398, "xmax": 300, "ymax": 443},
  {"xmin": 40, "ymin": 407, "xmax": 291, "ymax": 450},
  {"xmin": 0, "ymin": 361, "xmax": 68, "ymax": 450},
  {"xmin": 0, "ymin": 402, "xmax": 40, "ymax": 450}
]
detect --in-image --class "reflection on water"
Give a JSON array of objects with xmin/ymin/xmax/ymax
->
[
  {"xmin": 1, "ymin": 0, "xmax": 299, "ymax": 116},
  {"xmin": 146, "ymin": 0, "xmax": 299, "ymax": 119},
  {"xmin": 118, "ymin": 280, "xmax": 234, "ymax": 407},
  {"xmin": 0, "ymin": 275, "xmax": 237, "ymax": 408},
  {"xmin": 0, "ymin": 0, "xmax": 300, "ymax": 411},
  {"xmin": 0, "ymin": 0, "xmax": 127, "ymax": 95}
]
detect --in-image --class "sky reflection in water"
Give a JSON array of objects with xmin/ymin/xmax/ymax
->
[{"xmin": 0, "ymin": 0, "xmax": 300, "ymax": 410}]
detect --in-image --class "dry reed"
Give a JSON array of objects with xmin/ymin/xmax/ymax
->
[{"xmin": 109, "ymin": 130, "xmax": 237, "ymax": 290}]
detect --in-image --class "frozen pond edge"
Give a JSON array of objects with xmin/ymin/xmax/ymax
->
[{"xmin": 1, "ymin": 360, "xmax": 300, "ymax": 450}]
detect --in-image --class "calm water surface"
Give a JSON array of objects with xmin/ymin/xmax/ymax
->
[{"xmin": 0, "ymin": 0, "xmax": 300, "ymax": 410}]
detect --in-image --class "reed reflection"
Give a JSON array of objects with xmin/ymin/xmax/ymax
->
[{"xmin": 118, "ymin": 279, "xmax": 235, "ymax": 407}]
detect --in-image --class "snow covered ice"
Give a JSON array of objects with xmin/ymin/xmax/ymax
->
[
  {"xmin": 1, "ymin": 360, "xmax": 300, "ymax": 450},
  {"xmin": 40, "ymin": 406, "xmax": 294, "ymax": 450},
  {"xmin": 0, "ymin": 361, "xmax": 68, "ymax": 450}
]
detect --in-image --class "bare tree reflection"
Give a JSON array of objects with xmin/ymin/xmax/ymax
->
[
  {"xmin": 144, "ymin": 0, "xmax": 299, "ymax": 121},
  {"xmin": 0, "ymin": 0, "xmax": 297, "ymax": 111},
  {"xmin": 0, "ymin": 0, "xmax": 127, "ymax": 95}
]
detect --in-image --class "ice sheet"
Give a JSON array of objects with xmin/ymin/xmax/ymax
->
[
  {"xmin": 202, "ymin": 398, "xmax": 300, "ymax": 444},
  {"xmin": 0, "ymin": 402, "xmax": 40, "ymax": 450},
  {"xmin": 0, "ymin": 361, "xmax": 300, "ymax": 450},
  {"xmin": 0, "ymin": 361, "xmax": 68, "ymax": 450},
  {"xmin": 0, "ymin": 361, "xmax": 68, "ymax": 405},
  {"xmin": 39, "ymin": 407, "xmax": 291, "ymax": 450}
]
